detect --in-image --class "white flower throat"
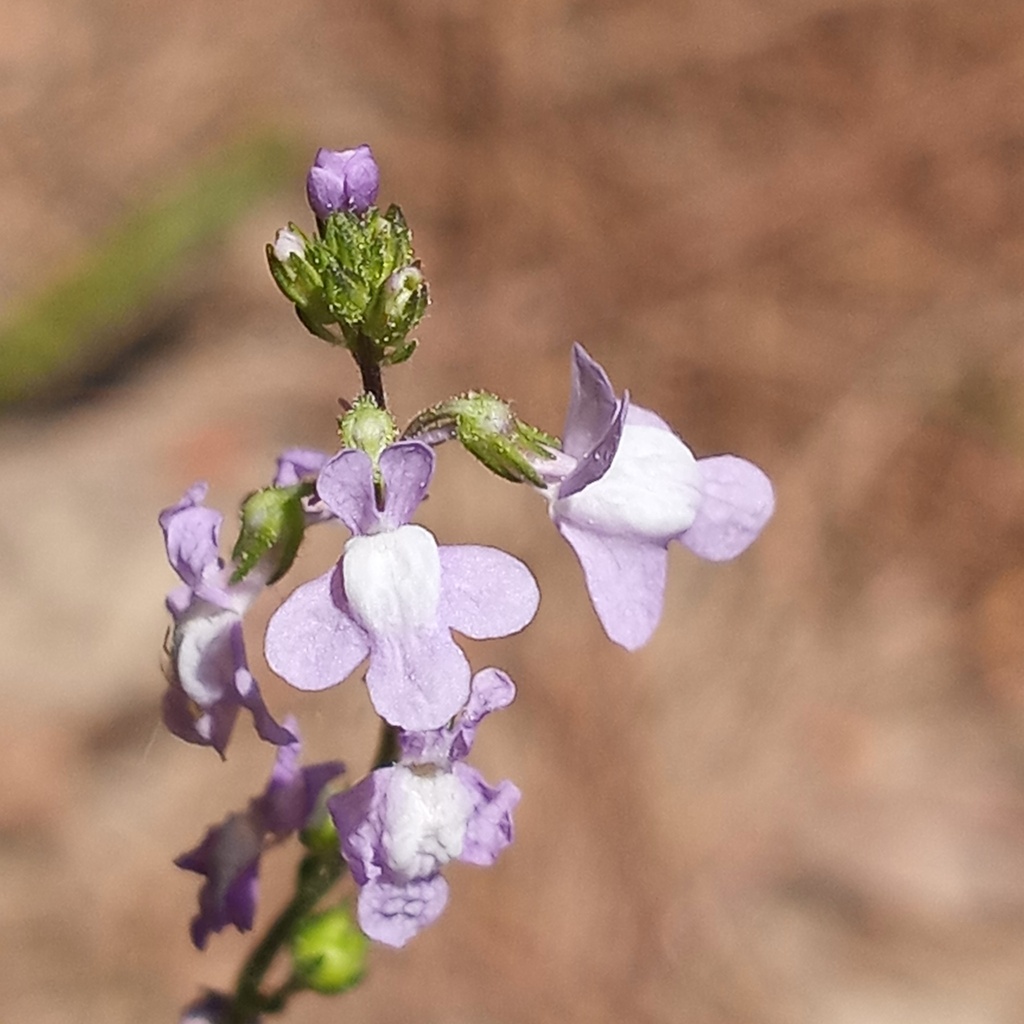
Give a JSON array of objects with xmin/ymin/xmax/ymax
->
[
  {"xmin": 383, "ymin": 767, "xmax": 473, "ymax": 879},
  {"xmin": 555, "ymin": 423, "xmax": 702, "ymax": 540},
  {"xmin": 343, "ymin": 524, "xmax": 442, "ymax": 634}
]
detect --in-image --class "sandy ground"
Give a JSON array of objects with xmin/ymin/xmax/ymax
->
[{"xmin": 4, "ymin": 1, "xmax": 1024, "ymax": 1021}]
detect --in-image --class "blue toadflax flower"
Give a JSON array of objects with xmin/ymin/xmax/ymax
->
[
  {"xmin": 329, "ymin": 668, "xmax": 519, "ymax": 947},
  {"xmin": 160, "ymin": 483, "xmax": 295, "ymax": 755},
  {"xmin": 265, "ymin": 441, "xmax": 539, "ymax": 731},
  {"xmin": 175, "ymin": 719, "xmax": 343, "ymax": 949},
  {"xmin": 538, "ymin": 344, "xmax": 775, "ymax": 650}
]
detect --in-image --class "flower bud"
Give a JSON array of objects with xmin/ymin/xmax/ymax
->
[
  {"xmin": 383, "ymin": 265, "xmax": 424, "ymax": 320},
  {"xmin": 291, "ymin": 905, "xmax": 369, "ymax": 994},
  {"xmin": 306, "ymin": 145, "xmax": 380, "ymax": 219},
  {"xmin": 265, "ymin": 225, "xmax": 330, "ymax": 333},
  {"xmin": 361, "ymin": 260, "xmax": 428, "ymax": 361},
  {"xmin": 272, "ymin": 227, "xmax": 306, "ymax": 262},
  {"xmin": 339, "ymin": 395, "xmax": 398, "ymax": 465},
  {"xmin": 231, "ymin": 486, "xmax": 307, "ymax": 585},
  {"xmin": 451, "ymin": 393, "xmax": 558, "ymax": 486}
]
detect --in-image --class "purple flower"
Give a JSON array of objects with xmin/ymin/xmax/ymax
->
[
  {"xmin": 273, "ymin": 447, "xmax": 330, "ymax": 488},
  {"xmin": 160, "ymin": 483, "xmax": 294, "ymax": 756},
  {"xmin": 180, "ymin": 993, "xmax": 254, "ymax": 1024},
  {"xmin": 306, "ymin": 145, "xmax": 380, "ymax": 219},
  {"xmin": 542, "ymin": 344, "xmax": 775, "ymax": 651},
  {"xmin": 273, "ymin": 447, "xmax": 336, "ymax": 525},
  {"xmin": 176, "ymin": 720, "xmax": 343, "ymax": 949},
  {"xmin": 265, "ymin": 442, "xmax": 539, "ymax": 731},
  {"xmin": 330, "ymin": 668, "xmax": 519, "ymax": 947}
]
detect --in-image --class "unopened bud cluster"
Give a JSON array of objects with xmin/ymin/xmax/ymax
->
[{"xmin": 267, "ymin": 145, "xmax": 427, "ymax": 368}]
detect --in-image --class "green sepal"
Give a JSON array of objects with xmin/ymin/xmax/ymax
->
[
  {"xmin": 404, "ymin": 392, "xmax": 560, "ymax": 486},
  {"xmin": 230, "ymin": 484, "xmax": 310, "ymax": 585},
  {"xmin": 290, "ymin": 904, "xmax": 369, "ymax": 994},
  {"xmin": 387, "ymin": 337, "xmax": 418, "ymax": 365},
  {"xmin": 268, "ymin": 202, "xmax": 428, "ymax": 366},
  {"xmin": 363, "ymin": 262, "xmax": 429, "ymax": 360}
]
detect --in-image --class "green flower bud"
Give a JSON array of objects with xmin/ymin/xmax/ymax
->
[
  {"xmin": 382, "ymin": 264, "xmax": 424, "ymax": 320},
  {"xmin": 291, "ymin": 905, "xmax": 369, "ymax": 994},
  {"xmin": 267, "ymin": 227, "xmax": 321, "ymax": 305},
  {"xmin": 230, "ymin": 485, "xmax": 308, "ymax": 584},
  {"xmin": 268, "ymin": 196, "xmax": 427, "ymax": 376},
  {"xmin": 339, "ymin": 394, "xmax": 398, "ymax": 464},
  {"xmin": 405, "ymin": 392, "xmax": 559, "ymax": 486},
  {"xmin": 363, "ymin": 262, "xmax": 429, "ymax": 359}
]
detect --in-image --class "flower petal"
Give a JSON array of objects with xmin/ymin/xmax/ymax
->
[
  {"xmin": 554, "ymin": 419, "xmax": 701, "ymax": 541},
  {"xmin": 162, "ymin": 687, "xmax": 237, "ymax": 756},
  {"xmin": 160, "ymin": 483, "xmax": 222, "ymax": 588},
  {"xmin": 265, "ymin": 567, "xmax": 370, "ymax": 691},
  {"xmin": 330, "ymin": 772, "xmax": 389, "ymax": 886},
  {"xmin": 448, "ymin": 667, "xmax": 517, "ymax": 761},
  {"xmin": 258, "ymin": 721, "xmax": 344, "ymax": 837},
  {"xmin": 344, "ymin": 525, "xmax": 442, "ymax": 635},
  {"xmin": 365, "ymin": 629, "xmax": 471, "ymax": 730},
  {"xmin": 175, "ymin": 812, "xmax": 262, "ymax": 949},
  {"xmin": 316, "ymin": 449, "xmax": 378, "ymax": 534},
  {"xmin": 357, "ymin": 876, "xmax": 450, "ymax": 948},
  {"xmin": 557, "ymin": 392, "xmax": 627, "ymax": 500},
  {"xmin": 454, "ymin": 763, "xmax": 520, "ymax": 866},
  {"xmin": 681, "ymin": 455, "xmax": 775, "ymax": 561},
  {"xmin": 233, "ymin": 659, "xmax": 294, "ymax": 749},
  {"xmin": 438, "ymin": 546, "xmax": 540, "ymax": 639},
  {"xmin": 563, "ymin": 343, "xmax": 619, "ymax": 459},
  {"xmin": 557, "ymin": 521, "xmax": 668, "ymax": 651},
  {"xmin": 379, "ymin": 441, "xmax": 434, "ymax": 527},
  {"xmin": 274, "ymin": 448, "xmax": 330, "ymax": 487}
]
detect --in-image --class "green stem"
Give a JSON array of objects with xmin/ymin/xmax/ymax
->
[
  {"xmin": 228, "ymin": 853, "xmax": 344, "ymax": 1022},
  {"xmin": 225, "ymin": 719, "xmax": 397, "ymax": 1021},
  {"xmin": 258, "ymin": 974, "xmax": 306, "ymax": 1014}
]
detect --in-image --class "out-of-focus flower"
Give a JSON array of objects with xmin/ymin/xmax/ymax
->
[
  {"xmin": 180, "ymin": 992, "xmax": 252, "ymax": 1023},
  {"xmin": 330, "ymin": 668, "xmax": 519, "ymax": 947},
  {"xmin": 265, "ymin": 442, "xmax": 539, "ymax": 730},
  {"xmin": 541, "ymin": 344, "xmax": 775, "ymax": 650},
  {"xmin": 176, "ymin": 720, "xmax": 343, "ymax": 949}
]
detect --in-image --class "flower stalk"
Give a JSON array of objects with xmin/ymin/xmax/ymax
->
[{"xmin": 164, "ymin": 142, "xmax": 775, "ymax": 1022}]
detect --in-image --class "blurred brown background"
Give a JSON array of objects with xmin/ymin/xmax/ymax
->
[{"xmin": 3, "ymin": 0, "xmax": 1024, "ymax": 1021}]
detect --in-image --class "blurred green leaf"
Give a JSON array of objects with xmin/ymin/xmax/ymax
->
[{"xmin": 0, "ymin": 133, "xmax": 302, "ymax": 405}]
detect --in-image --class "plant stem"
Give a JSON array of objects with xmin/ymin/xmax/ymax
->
[
  {"xmin": 373, "ymin": 721, "xmax": 399, "ymax": 769},
  {"xmin": 354, "ymin": 332, "xmax": 385, "ymax": 409},
  {"xmin": 228, "ymin": 853, "xmax": 344, "ymax": 1021},
  {"xmin": 225, "ymin": 719, "xmax": 396, "ymax": 1021}
]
